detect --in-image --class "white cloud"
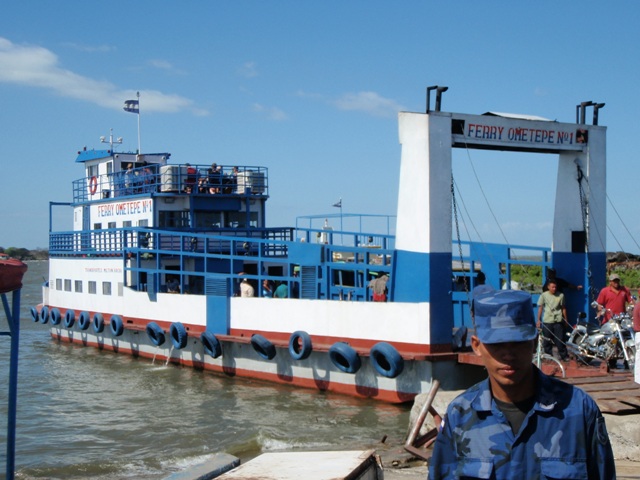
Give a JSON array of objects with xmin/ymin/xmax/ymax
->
[
  {"xmin": 147, "ymin": 59, "xmax": 173, "ymax": 70},
  {"xmin": 147, "ymin": 59, "xmax": 187, "ymax": 75},
  {"xmin": 238, "ymin": 61, "xmax": 258, "ymax": 78},
  {"xmin": 61, "ymin": 42, "xmax": 116, "ymax": 53},
  {"xmin": 298, "ymin": 90, "xmax": 405, "ymax": 118},
  {"xmin": 332, "ymin": 91, "xmax": 405, "ymax": 118},
  {"xmin": 252, "ymin": 103, "xmax": 287, "ymax": 121},
  {"xmin": 0, "ymin": 37, "xmax": 207, "ymax": 115}
]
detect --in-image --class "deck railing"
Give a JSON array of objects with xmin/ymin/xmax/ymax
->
[
  {"xmin": 72, "ymin": 164, "xmax": 269, "ymax": 203},
  {"xmin": 49, "ymin": 225, "xmax": 551, "ymax": 320}
]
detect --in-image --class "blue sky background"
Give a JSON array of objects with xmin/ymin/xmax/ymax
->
[{"xmin": 1, "ymin": 1, "xmax": 639, "ymax": 253}]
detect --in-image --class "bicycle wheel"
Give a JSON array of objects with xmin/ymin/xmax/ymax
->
[{"xmin": 538, "ymin": 354, "xmax": 566, "ymax": 378}]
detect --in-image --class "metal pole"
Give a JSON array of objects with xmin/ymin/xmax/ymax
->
[
  {"xmin": 2, "ymin": 288, "xmax": 21, "ymax": 480},
  {"xmin": 340, "ymin": 200, "xmax": 343, "ymax": 245},
  {"xmin": 137, "ymin": 91, "xmax": 142, "ymax": 154}
]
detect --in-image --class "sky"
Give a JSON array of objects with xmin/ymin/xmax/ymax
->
[{"xmin": 1, "ymin": 1, "xmax": 639, "ymax": 253}]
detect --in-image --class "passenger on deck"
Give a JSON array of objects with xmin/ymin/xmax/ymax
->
[
  {"xmin": 184, "ymin": 163, "xmax": 197, "ymax": 193},
  {"xmin": 223, "ymin": 166, "xmax": 238, "ymax": 193},
  {"xmin": 274, "ymin": 282, "xmax": 288, "ymax": 298},
  {"xmin": 124, "ymin": 163, "xmax": 134, "ymax": 194},
  {"xmin": 141, "ymin": 162, "xmax": 154, "ymax": 193},
  {"xmin": 240, "ymin": 278, "xmax": 254, "ymax": 297},
  {"xmin": 167, "ymin": 277, "xmax": 180, "ymax": 293},
  {"xmin": 208, "ymin": 163, "xmax": 222, "ymax": 193},
  {"xmin": 291, "ymin": 268, "xmax": 300, "ymax": 298},
  {"xmin": 369, "ymin": 273, "xmax": 388, "ymax": 302},
  {"xmin": 262, "ymin": 279, "xmax": 274, "ymax": 298},
  {"xmin": 197, "ymin": 176, "xmax": 208, "ymax": 193}
]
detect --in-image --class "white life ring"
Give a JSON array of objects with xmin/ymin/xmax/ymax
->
[{"xmin": 89, "ymin": 176, "xmax": 98, "ymax": 195}]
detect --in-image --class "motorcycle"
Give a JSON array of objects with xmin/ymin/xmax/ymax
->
[{"xmin": 566, "ymin": 302, "xmax": 635, "ymax": 369}]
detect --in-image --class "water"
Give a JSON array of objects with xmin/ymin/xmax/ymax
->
[{"xmin": 0, "ymin": 261, "xmax": 411, "ymax": 479}]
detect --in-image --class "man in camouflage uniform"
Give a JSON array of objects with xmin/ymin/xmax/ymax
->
[{"xmin": 428, "ymin": 289, "xmax": 615, "ymax": 479}]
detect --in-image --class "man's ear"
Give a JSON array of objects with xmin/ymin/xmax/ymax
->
[{"xmin": 471, "ymin": 335, "xmax": 482, "ymax": 356}]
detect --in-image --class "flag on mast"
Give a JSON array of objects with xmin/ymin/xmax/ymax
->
[
  {"xmin": 123, "ymin": 99, "xmax": 139, "ymax": 114},
  {"xmin": 332, "ymin": 199, "xmax": 342, "ymax": 208}
]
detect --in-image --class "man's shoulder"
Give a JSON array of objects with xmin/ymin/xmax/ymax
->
[{"xmin": 538, "ymin": 371, "xmax": 599, "ymax": 412}]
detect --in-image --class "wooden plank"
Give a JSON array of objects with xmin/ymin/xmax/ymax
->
[
  {"xmin": 596, "ymin": 399, "xmax": 640, "ymax": 415},
  {"xmin": 564, "ymin": 375, "xmax": 634, "ymax": 386},
  {"xmin": 576, "ymin": 382, "xmax": 640, "ymax": 394},
  {"xmin": 589, "ymin": 390, "xmax": 640, "ymax": 401}
]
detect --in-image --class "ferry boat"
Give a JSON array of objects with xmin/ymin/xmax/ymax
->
[{"xmin": 32, "ymin": 89, "xmax": 608, "ymax": 403}]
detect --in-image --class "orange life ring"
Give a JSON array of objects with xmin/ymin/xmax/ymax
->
[{"xmin": 89, "ymin": 176, "xmax": 98, "ymax": 195}]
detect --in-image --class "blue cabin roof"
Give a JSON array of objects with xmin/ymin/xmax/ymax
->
[{"xmin": 75, "ymin": 150, "xmax": 172, "ymax": 163}]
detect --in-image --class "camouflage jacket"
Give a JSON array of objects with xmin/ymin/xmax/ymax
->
[{"xmin": 428, "ymin": 368, "xmax": 615, "ymax": 479}]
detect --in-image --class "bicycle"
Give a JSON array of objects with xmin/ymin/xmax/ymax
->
[{"xmin": 533, "ymin": 329, "xmax": 566, "ymax": 378}]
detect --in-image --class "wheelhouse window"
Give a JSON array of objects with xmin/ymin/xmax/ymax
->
[
  {"xmin": 64, "ymin": 279, "xmax": 72, "ymax": 292},
  {"xmin": 75, "ymin": 280, "xmax": 83, "ymax": 293},
  {"xmin": 88, "ymin": 281, "xmax": 97, "ymax": 294},
  {"xmin": 195, "ymin": 212, "xmax": 222, "ymax": 228},
  {"xmin": 225, "ymin": 211, "xmax": 258, "ymax": 228},
  {"xmin": 102, "ymin": 282, "xmax": 112, "ymax": 296},
  {"xmin": 55, "ymin": 279, "xmax": 62, "ymax": 290},
  {"xmin": 159, "ymin": 211, "xmax": 189, "ymax": 228}
]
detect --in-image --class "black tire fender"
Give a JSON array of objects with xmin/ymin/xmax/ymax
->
[
  {"xmin": 170, "ymin": 322, "xmax": 188, "ymax": 349},
  {"xmin": 201, "ymin": 331, "xmax": 222, "ymax": 358},
  {"xmin": 251, "ymin": 334, "xmax": 276, "ymax": 360},
  {"xmin": 329, "ymin": 342, "xmax": 361, "ymax": 374},
  {"xmin": 370, "ymin": 342, "xmax": 404, "ymax": 378},
  {"xmin": 289, "ymin": 330, "xmax": 312, "ymax": 360}
]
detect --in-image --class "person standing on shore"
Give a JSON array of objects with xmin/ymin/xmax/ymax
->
[
  {"xmin": 634, "ymin": 288, "xmax": 640, "ymax": 385},
  {"xmin": 542, "ymin": 268, "xmax": 583, "ymax": 293},
  {"xmin": 536, "ymin": 280, "xmax": 569, "ymax": 361},
  {"xmin": 596, "ymin": 273, "xmax": 633, "ymax": 324},
  {"xmin": 428, "ymin": 289, "xmax": 615, "ymax": 479}
]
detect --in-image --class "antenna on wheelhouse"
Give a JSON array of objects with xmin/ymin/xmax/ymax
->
[{"xmin": 100, "ymin": 128, "xmax": 123, "ymax": 152}]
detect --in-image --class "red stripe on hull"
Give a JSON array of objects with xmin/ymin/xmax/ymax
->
[{"xmin": 51, "ymin": 331, "xmax": 417, "ymax": 404}]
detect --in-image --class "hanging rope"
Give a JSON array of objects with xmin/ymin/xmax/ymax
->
[
  {"xmin": 607, "ymin": 193, "xmax": 640, "ymax": 254},
  {"xmin": 451, "ymin": 173, "xmax": 472, "ymax": 316},
  {"xmin": 576, "ymin": 162, "xmax": 598, "ymax": 305},
  {"xmin": 461, "ymin": 148, "xmax": 510, "ymax": 245}
]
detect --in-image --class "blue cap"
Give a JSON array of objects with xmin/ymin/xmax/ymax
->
[{"xmin": 474, "ymin": 290, "xmax": 537, "ymax": 344}]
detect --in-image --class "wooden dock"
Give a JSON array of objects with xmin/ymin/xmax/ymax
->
[{"xmin": 564, "ymin": 370, "xmax": 640, "ymax": 414}]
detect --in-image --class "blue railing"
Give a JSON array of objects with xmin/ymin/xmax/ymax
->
[
  {"xmin": 72, "ymin": 164, "xmax": 269, "ymax": 203},
  {"xmin": 48, "ymin": 224, "xmax": 551, "ymax": 314},
  {"xmin": 452, "ymin": 241, "xmax": 551, "ymax": 328}
]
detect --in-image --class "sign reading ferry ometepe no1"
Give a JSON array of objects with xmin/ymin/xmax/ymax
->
[{"xmin": 451, "ymin": 112, "xmax": 592, "ymax": 153}]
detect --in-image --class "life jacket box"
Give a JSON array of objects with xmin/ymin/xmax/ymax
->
[
  {"xmin": 160, "ymin": 165, "xmax": 187, "ymax": 192},
  {"xmin": 236, "ymin": 170, "xmax": 265, "ymax": 194}
]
